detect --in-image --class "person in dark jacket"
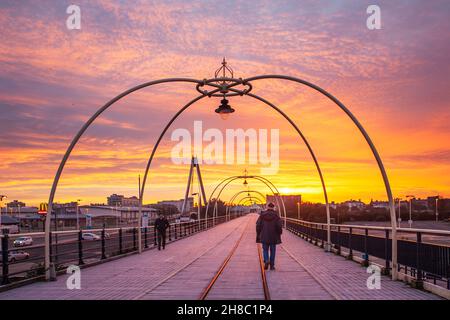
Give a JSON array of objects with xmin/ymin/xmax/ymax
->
[
  {"xmin": 256, "ymin": 202, "xmax": 282, "ymax": 270},
  {"xmin": 154, "ymin": 214, "xmax": 170, "ymax": 250}
]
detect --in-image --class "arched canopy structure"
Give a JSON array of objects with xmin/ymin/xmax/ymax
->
[
  {"xmin": 227, "ymin": 190, "xmax": 266, "ymax": 205},
  {"xmin": 238, "ymin": 197, "xmax": 264, "ymax": 206},
  {"xmin": 45, "ymin": 61, "xmax": 398, "ymax": 281},
  {"xmin": 205, "ymin": 175, "xmax": 287, "ymax": 227},
  {"xmin": 225, "ymin": 190, "xmax": 266, "ymax": 220}
]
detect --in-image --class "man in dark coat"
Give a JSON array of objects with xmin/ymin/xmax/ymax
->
[
  {"xmin": 256, "ymin": 202, "xmax": 282, "ymax": 270},
  {"xmin": 154, "ymin": 213, "xmax": 170, "ymax": 250}
]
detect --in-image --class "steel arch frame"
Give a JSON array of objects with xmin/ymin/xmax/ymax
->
[
  {"xmin": 244, "ymin": 75, "xmax": 398, "ymax": 279},
  {"xmin": 238, "ymin": 197, "xmax": 264, "ymax": 206},
  {"xmin": 206, "ymin": 175, "xmax": 287, "ymax": 228},
  {"xmin": 45, "ymin": 74, "xmax": 398, "ymax": 281},
  {"xmin": 225, "ymin": 190, "xmax": 266, "ymax": 220},
  {"xmin": 227, "ymin": 190, "xmax": 266, "ymax": 205},
  {"xmin": 239, "ymin": 198, "xmax": 264, "ymax": 206}
]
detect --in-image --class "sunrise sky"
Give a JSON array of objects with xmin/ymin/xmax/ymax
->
[{"xmin": 1, "ymin": 0, "xmax": 450, "ymax": 207}]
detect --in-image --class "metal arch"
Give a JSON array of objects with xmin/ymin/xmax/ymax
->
[
  {"xmin": 238, "ymin": 197, "xmax": 264, "ymax": 205},
  {"xmin": 244, "ymin": 75, "xmax": 398, "ymax": 280},
  {"xmin": 209, "ymin": 175, "xmax": 286, "ymax": 227},
  {"xmin": 138, "ymin": 88, "xmax": 332, "ymax": 246},
  {"xmin": 238, "ymin": 197, "xmax": 264, "ymax": 206},
  {"xmin": 137, "ymin": 91, "xmax": 221, "ymax": 249},
  {"xmin": 47, "ymin": 72, "xmax": 397, "ymax": 280},
  {"xmin": 211, "ymin": 176, "xmax": 285, "ymax": 225},
  {"xmin": 208, "ymin": 176, "xmax": 280, "ymax": 215},
  {"xmin": 244, "ymin": 92, "xmax": 331, "ymax": 247},
  {"xmin": 44, "ymin": 77, "xmax": 217, "ymax": 279},
  {"xmin": 236, "ymin": 195, "xmax": 265, "ymax": 204},
  {"xmin": 227, "ymin": 190, "xmax": 266, "ymax": 205},
  {"xmin": 225, "ymin": 190, "xmax": 266, "ymax": 220}
]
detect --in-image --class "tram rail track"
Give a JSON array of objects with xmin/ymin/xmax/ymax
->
[{"xmin": 200, "ymin": 216, "xmax": 270, "ymax": 300}]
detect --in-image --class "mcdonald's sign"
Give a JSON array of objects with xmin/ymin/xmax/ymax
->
[{"xmin": 38, "ymin": 203, "xmax": 48, "ymax": 215}]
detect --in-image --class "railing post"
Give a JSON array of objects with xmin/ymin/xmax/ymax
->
[
  {"xmin": 1, "ymin": 229, "xmax": 10, "ymax": 285},
  {"xmin": 119, "ymin": 228, "xmax": 123, "ymax": 254},
  {"xmin": 175, "ymin": 223, "xmax": 178, "ymax": 240},
  {"xmin": 348, "ymin": 227, "xmax": 353, "ymax": 259},
  {"xmin": 416, "ymin": 232, "xmax": 423, "ymax": 288},
  {"xmin": 133, "ymin": 228, "xmax": 137, "ymax": 251},
  {"xmin": 320, "ymin": 225, "xmax": 324, "ymax": 248},
  {"xmin": 101, "ymin": 227, "xmax": 106, "ymax": 260},
  {"xmin": 336, "ymin": 226, "xmax": 341, "ymax": 255},
  {"xmin": 384, "ymin": 229, "xmax": 390, "ymax": 273},
  {"xmin": 363, "ymin": 228, "xmax": 369, "ymax": 266},
  {"xmin": 78, "ymin": 230, "xmax": 84, "ymax": 265},
  {"xmin": 184, "ymin": 223, "xmax": 187, "ymax": 237},
  {"xmin": 49, "ymin": 231, "xmax": 53, "ymax": 264},
  {"xmin": 168, "ymin": 225, "xmax": 172, "ymax": 241},
  {"xmin": 308, "ymin": 223, "xmax": 312, "ymax": 243},
  {"xmin": 144, "ymin": 227, "xmax": 148, "ymax": 249},
  {"xmin": 314, "ymin": 225, "xmax": 318, "ymax": 246}
]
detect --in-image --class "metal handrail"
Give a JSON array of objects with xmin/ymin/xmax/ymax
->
[
  {"xmin": 3, "ymin": 216, "xmax": 223, "ymax": 237},
  {"xmin": 286, "ymin": 217, "xmax": 450, "ymax": 236}
]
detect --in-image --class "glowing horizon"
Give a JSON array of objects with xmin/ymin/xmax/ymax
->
[{"xmin": 1, "ymin": 1, "xmax": 450, "ymax": 207}]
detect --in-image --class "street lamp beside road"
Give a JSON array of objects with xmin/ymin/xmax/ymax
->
[
  {"xmin": 396, "ymin": 198, "xmax": 402, "ymax": 228},
  {"xmin": 76, "ymin": 199, "xmax": 82, "ymax": 230},
  {"xmin": 406, "ymin": 195, "xmax": 415, "ymax": 228},
  {"xmin": 297, "ymin": 201, "xmax": 301, "ymax": 220},
  {"xmin": 0, "ymin": 195, "xmax": 7, "ymax": 228},
  {"xmin": 435, "ymin": 197, "xmax": 439, "ymax": 222}
]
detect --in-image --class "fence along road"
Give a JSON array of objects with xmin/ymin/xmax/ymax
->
[{"xmin": 0, "ymin": 214, "xmax": 444, "ymax": 300}]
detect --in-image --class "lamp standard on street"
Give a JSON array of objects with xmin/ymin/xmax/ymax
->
[
  {"xmin": 76, "ymin": 199, "xmax": 82, "ymax": 230},
  {"xmin": 0, "ymin": 195, "xmax": 7, "ymax": 228},
  {"xmin": 297, "ymin": 201, "xmax": 301, "ymax": 220},
  {"xmin": 406, "ymin": 195, "xmax": 415, "ymax": 228},
  {"xmin": 396, "ymin": 198, "xmax": 402, "ymax": 228},
  {"xmin": 435, "ymin": 196, "xmax": 439, "ymax": 222}
]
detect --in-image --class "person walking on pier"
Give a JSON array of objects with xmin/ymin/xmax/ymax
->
[
  {"xmin": 256, "ymin": 202, "xmax": 282, "ymax": 270},
  {"xmin": 154, "ymin": 213, "xmax": 170, "ymax": 250}
]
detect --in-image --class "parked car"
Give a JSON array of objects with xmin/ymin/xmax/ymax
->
[
  {"xmin": 81, "ymin": 233, "xmax": 100, "ymax": 241},
  {"xmin": 13, "ymin": 236, "xmax": 33, "ymax": 247},
  {"xmin": 8, "ymin": 250, "xmax": 30, "ymax": 262}
]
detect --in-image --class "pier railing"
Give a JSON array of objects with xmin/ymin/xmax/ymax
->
[
  {"xmin": 286, "ymin": 218, "xmax": 450, "ymax": 290},
  {"xmin": 0, "ymin": 213, "xmax": 242, "ymax": 287}
]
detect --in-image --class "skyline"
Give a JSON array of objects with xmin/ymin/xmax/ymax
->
[{"xmin": 1, "ymin": 1, "xmax": 450, "ymax": 206}]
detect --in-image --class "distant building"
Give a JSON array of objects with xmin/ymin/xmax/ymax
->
[
  {"xmin": 412, "ymin": 198, "xmax": 429, "ymax": 211},
  {"xmin": 0, "ymin": 215, "xmax": 20, "ymax": 233},
  {"xmin": 6, "ymin": 200, "xmax": 26, "ymax": 208},
  {"xmin": 107, "ymin": 194, "xmax": 140, "ymax": 207},
  {"xmin": 52, "ymin": 202, "xmax": 78, "ymax": 216},
  {"xmin": 122, "ymin": 196, "xmax": 139, "ymax": 207},
  {"xmin": 79, "ymin": 205, "xmax": 158, "ymax": 226},
  {"xmin": 370, "ymin": 200, "xmax": 389, "ymax": 209},
  {"xmin": 107, "ymin": 194, "xmax": 124, "ymax": 206},
  {"xmin": 157, "ymin": 198, "xmax": 193, "ymax": 213},
  {"xmin": 343, "ymin": 200, "xmax": 366, "ymax": 211},
  {"xmin": 266, "ymin": 194, "xmax": 301, "ymax": 207}
]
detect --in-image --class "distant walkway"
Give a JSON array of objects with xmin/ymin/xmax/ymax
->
[{"xmin": 0, "ymin": 215, "xmax": 442, "ymax": 300}]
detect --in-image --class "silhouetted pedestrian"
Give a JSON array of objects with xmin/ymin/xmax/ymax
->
[
  {"xmin": 256, "ymin": 202, "xmax": 282, "ymax": 270},
  {"xmin": 154, "ymin": 213, "xmax": 170, "ymax": 250}
]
